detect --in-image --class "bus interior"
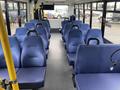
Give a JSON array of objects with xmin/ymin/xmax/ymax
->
[{"xmin": 0, "ymin": 0, "xmax": 120, "ymax": 90}]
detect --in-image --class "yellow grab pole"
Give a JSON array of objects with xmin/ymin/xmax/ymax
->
[
  {"xmin": 0, "ymin": 88, "xmax": 4, "ymax": 90},
  {"xmin": 0, "ymin": 4, "xmax": 19, "ymax": 90}
]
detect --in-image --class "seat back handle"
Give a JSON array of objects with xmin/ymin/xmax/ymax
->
[
  {"xmin": 87, "ymin": 38, "xmax": 100, "ymax": 45},
  {"xmin": 27, "ymin": 29, "xmax": 39, "ymax": 36}
]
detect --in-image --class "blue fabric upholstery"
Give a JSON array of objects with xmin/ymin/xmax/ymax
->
[
  {"xmin": 0, "ymin": 68, "xmax": 19, "ymax": 80},
  {"xmin": 30, "ymin": 19, "xmax": 39, "ymax": 25},
  {"xmin": 75, "ymin": 44, "xmax": 120, "ymax": 74},
  {"xmin": 25, "ymin": 22, "xmax": 36, "ymax": 30},
  {"xmin": 66, "ymin": 29, "xmax": 85, "ymax": 65},
  {"xmin": 0, "ymin": 36, "xmax": 20, "ymax": 68},
  {"xmin": 17, "ymin": 67, "xmax": 46, "ymax": 89},
  {"xmin": 75, "ymin": 73, "xmax": 120, "ymax": 90},
  {"xmin": 79, "ymin": 24, "xmax": 90, "ymax": 39},
  {"xmin": 39, "ymin": 20, "xmax": 51, "ymax": 36},
  {"xmin": 75, "ymin": 44, "xmax": 120, "ymax": 90},
  {"xmin": 21, "ymin": 36, "xmax": 46, "ymax": 67},
  {"xmin": 66, "ymin": 29, "xmax": 85, "ymax": 54},
  {"xmin": 70, "ymin": 15, "xmax": 76, "ymax": 21},
  {"xmin": 63, "ymin": 20, "xmax": 82, "ymax": 42},
  {"xmin": 61, "ymin": 20, "xmax": 70, "ymax": 34},
  {"xmin": 62, "ymin": 20, "xmax": 69, "ymax": 28},
  {"xmin": 15, "ymin": 27, "xmax": 28, "ymax": 48},
  {"xmin": 0, "ymin": 37, "xmax": 20, "ymax": 80},
  {"xmin": 86, "ymin": 29, "xmax": 104, "ymax": 45},
  {"xmin": 67, "ymin": 54, "xmax": 76, "ymax": 65},
  {"xmin": 36, "ymin": 26, "xmax": 49, "ymax": 49}
]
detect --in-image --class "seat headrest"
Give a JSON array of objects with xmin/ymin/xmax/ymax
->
[
  {"xmin": 70, "ymin": 15, "xmax": 76, "ymax": 21},
  {"xmin": 25, "ymin": 22, "xmax": 36, "ymax": 30},
  {"xmin": 86, "ymin": 29, "xmax": 104, "ymax": 45}
]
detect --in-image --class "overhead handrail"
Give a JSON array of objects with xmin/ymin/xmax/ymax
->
[{"xmin": 0, "ymin": 4, "xmax": 19, "ymax": 90}]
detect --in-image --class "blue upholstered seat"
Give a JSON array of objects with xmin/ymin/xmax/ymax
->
[
  {"xmin": 0, "ymin": 36, "xmax": 20, "ymax": 79},
  {"xmin": 74, "ymin": 44, "xmax": 120, "ymax": 90},
  {"xmin": 86, "ymin": 29, "xmax": 104, "ymax": 45}
]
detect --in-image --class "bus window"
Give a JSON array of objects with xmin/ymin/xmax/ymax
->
[
  {"xmin": 92, "ymin": 11, "xmax": 102, "ymax": 28},
  {"xmin": 8, "ymin": 2, "xmax": 19, "ymax": 35},
  {"xmin": 20, "ymin": 3, "xmax": 27, "ymax": 26},
  {"xmin": 0, "ymin": 1, "xmax": 7, "ymax": 29},
  {"xmin": 75, "ymin": 5, "xmax": 79, "ymax": 20},
  {"xmin": 105, "ymin": 13, "xmax": 120, "ymax": 44},
  {"xmin": 116, "ymin": 2, "xmax": 120, "ymax": 11},
  {"xmin": 85, "ymin": 4, "xmax": 90, "ymax": 25},
  {"xmin": 97, "ymin": 2, "xmax": 103, "ymax": 10},
  {"xmin": 44, "ymin": 5, "xmax": 68, "ymax": 29},
  {"xmin": 44, "ymin": 5, "xmax": 68, "ymax": 19},
  {"xmin": 107, "ymin": 2, "xmax": 115, "ymax": 11},
  {"xmin": 92, "ymin": 3, "xmax": 97, "ymax": 10},
  {"xmin": 79, "ymin": 4, "xmax": 83, "ymax": 22}
]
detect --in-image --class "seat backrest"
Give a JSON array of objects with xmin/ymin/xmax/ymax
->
[
  {"xmin": 85, "ymin": 29, "xmax": 104, "ymax": 45},
  {"xmin": 70, "ymin": 15, "xmax": 76, "ymax": 21},
  {"xmin": 21, "ymin": 36, "xmax": 45, "ymax": 67},
  {"xmin": 63, "ymin": 21, "xmax": 82, "ymax": 42},
  {"xmin": 62, "ymin": 20, "xmax": 70, "ymax": 28},
  {"xmin": 36, "ymin": 25, "xmax": 48, "ymax": 49},
  {"xmin": 25, "ymin": 22, "xmax": 36, "ymax": 30},
  {"xmin": 30, "ymin": 19, "xmax": 39, "ymax": 25},
  {"xmin": 40, "ymin": 20, "xmax": 50, "ymax": 34},
  {"xmin": 0, "ymin": 36, "xmax": 20, "ymax": 68},
  {"xmin": 79, "ymin": 24, "xmax": 90, "ymax": 39},
  {"xmin": 67, "ymin": 27, "xmax": 85, "ymax": 53},
  {"xmin": 15, "ymin": 27, "xmax": 28, "ymax": 48},
  {"xmin": 75, "ymin": 44, "xmax": 120, "ymax": 74}
]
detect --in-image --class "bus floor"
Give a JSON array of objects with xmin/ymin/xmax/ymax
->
[{"xmin": 23, "ymin": 32, "xmax": 75, "ymax": 90}]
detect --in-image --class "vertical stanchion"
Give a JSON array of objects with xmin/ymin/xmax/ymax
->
[{"xmin": 0, "ymin": 4, "xmax": 19, "ymax": 90}]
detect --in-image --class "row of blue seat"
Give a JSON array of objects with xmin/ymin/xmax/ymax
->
[
  {"xmin": 61, "ymin": 19, "xmax": 103, "ymax": 66},
  {"xmin": 0, "ymin": 19, "xmax": 50, "ymax": 90},
  {"xmin": 61, "ymin": 17, "xmax": 120, "ymax": 90}
]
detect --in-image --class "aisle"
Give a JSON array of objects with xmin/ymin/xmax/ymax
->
[{"xmin": 41, "ymin": 33, "xmax": 75, "ymax": 90}]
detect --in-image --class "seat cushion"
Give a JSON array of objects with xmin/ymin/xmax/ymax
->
[
  {"xmin": 67, "ymin": 53, "xmax": 76, "ymax": 65},
  {"xmin": 0, "ymin": 68, "xmax": 19, "ymax": 80},
  {"xmin": 75, "ymin": 73, "xmax": 120, "ymax": 90},
  {"xmin": 17, "ymin": 67, "xmax": 46, "ymax": 89}
]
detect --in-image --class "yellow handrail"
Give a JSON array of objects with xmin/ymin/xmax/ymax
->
[{"xmin": 0, "ymin": 4, "xmax": 19, "ymax": 90}]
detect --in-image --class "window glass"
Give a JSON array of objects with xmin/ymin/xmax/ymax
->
[
  {"xmin": 88, "ymin": 3, "xmax": 91, "ymax": 9},
  {"xmin": 0, "ymin": 1, "xmax": 5, "ymax": 10},
  {"xmin": 20, "ymin": 10, "xmax": 27, "ymax": 26},
  {"xmin": 92, "ymin": 11, "xmax": 102, "ymax": 28},
  {"xmin": 92, "ymin": 3, "xmax": 97, "ymax": 10},
  {"xmin": 8, "ymin": 2, "xmax": 13, "ymax": 10},
  {"xmin": 79, "ymin": 4, "xmax": 83, "ymax": 10},
  {"xmin": 75, "ymin": 5, "xmax": 78, "ymax": 8},
  {"xmin": 116, "ymin": 2, "xmax": 120, "ymax": 11},
  {"xmin": 85, "ymin": 4, "xmax": 88, "ymax": 9},
  {"xmin": 24, "ymin": 3, "xmax": 26, "ymax": 9},
  {"xmin": 107, "ymin": 2, "xmax": 115, "ymax": 11},
  {"xmin": 97, "ymin": 2, "xmax": 103, "ymax": 10},
  {"xmin": 0, "ymin": 1, "xmax": 6, "ymax": 29},
  {"xmin": 14, "ymin": 3, "xmax": 18, "ymax": 10},
  {"xmin": 20, "ymin": 3, "xmax": 24, "ymax": 9},
  {"xmin": 85, "ymin": 10, "xmax": 90, "ymax": 24},
  {"xmin": 44, "ymin": 5, "xmax": 68, "ymax": 19},
  {"xmin": 80, "ymin": 9, "xmax": 83, "ymax": 22},
  {"xmin": 105, "ymin": 13, "xmax": 120, "ymax": 44},
  {"xmin": 75, "ymin": 8, "xmax": 79, "ymax": 20}
]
